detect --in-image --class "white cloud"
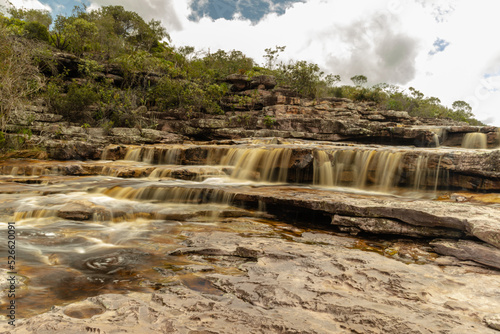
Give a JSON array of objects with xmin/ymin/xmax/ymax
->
[
  {"xmin": 405, "ymin": 0, "xmax": 500, "ymax": 125},
  {"xmin": 172, "ymin": 0, "xmax": 430, "ymax": 84},
  {"xmin": 2, "ymin": 0, "xmax": 51, "ymax": 11}
]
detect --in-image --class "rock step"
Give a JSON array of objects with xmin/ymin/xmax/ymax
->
[
  {"xmin": 90, "ymin": 181, "xmax": 500, "ymax": 267},
  {"xmin": 102, "ymin": 142, "xmax": 500, "ymax": 191},
  {"xmin": 0, "ymin": 161, "xmax": 231, "ymax": 180}
]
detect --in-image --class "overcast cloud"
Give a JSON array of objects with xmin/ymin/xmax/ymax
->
[{"xmin": 4, "ymin": 0, "xmax": 500, "ymax": 125}]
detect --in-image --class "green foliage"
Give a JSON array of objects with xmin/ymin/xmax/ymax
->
[
  {"xmin": 0, "ymin": 12, "xmax": 49, "ymax": 42},
  {"xmin": 0, "ymin": 24, "xmax": 44, "ymax": 131},
  {"xmin": 23, "ymin": 21, "xmax": 49, "ymax": 41},
  {"xmin": 350, "ymin": 75, "xmax": 367, "ymax": 86},
  {"xmin": 90, "ymin": 5, "xmax": 169, "ymax": 52},
  {"xmin": 1, "ymin": 3, "xmax": 484, "ymax": 131},
  {"xmin": 446, "ymin": 100, "xmax": 481, "ymax": 125},
  {"xmin": 48, "ymin": 81, "xmax": 99, "ymax": 123},
  {"xmin": 150, "ymin": 77, "xmax": 226, "ymax": 114},
  {"xmin": 56, "ymin": 17, "xmax": 99, "ymax": 55},
  {"xmin": 276, "ymin": 60, "xmax": 325, "ymax": 98},
  {"xmin": 45, "ymin": 74, "xmax": 143, "ymax": 126},
  {"xmin": 372, "ymin": 86, "xmax": 483, "ymax": 124},
  {"xmin": 263, "ymin": 115, "xmax": 276, "ymax": 128},
  {"xmin": 101, "ymin": 120, "xmax": 114, "ymax": 135},
  {"xmin": 78, "ymin": 57, "xmax": 103, "ymax": 77},
  {"xmin": 49, "ymin": 5, "xmax": 169, "ymax": 58},
  {"xmin": 7, "ymin": 8, "xmax": 52, "ymax": 28},
  {"xmin": 263, "ymin": 46, "xmax": 285, "ymax": 70},
  {"xmin": 100, "ymin": 88, "xmax": 140, "ymax": 127},
  {"xmin": 14, "ymin": 128, "xmax": 33, "ymax": 149},
  {"xmin": 201, "ymin": 50, "xmax": 254, "ymax": 81},
  {"xmin": 113, "ymin": 50, "xmax": 173, "ymax": 88}
]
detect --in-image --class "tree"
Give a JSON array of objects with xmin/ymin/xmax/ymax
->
[
  {"xmin": 0, "ymin": 25, "xmax": 43, "ymax": 132},
  {"xmin": 88, "ymin": 6, "xmax": 169, "ymax": 53},
  {"xmin": 202, "ymin": 49, "xmax": 254, "ymax": 80},
  {"xmin": 350, "ymin": 75, "xmax": 367, "ymax": 86},
  {"xmin": 450, "ymin": 100, "xmax": 475, "ymax": 123},
  {"xmin": 452, "ymin": 100, "xmax": 472, "ymax": 114},
  {"xmin": 263, "ymin": 45, "xmax": 285, "ymax": 70},
  {"xmin": 63, "ymin": 17, "xmax": 99, "ymax": 55},
  {"xmin": 7, "ymin": 7, "xmax": 52, "ymax": 28},
  {"xmin": 408, "ymin": 87, "xmax": 424, "ymax": 100},
  {"xmin": 24, "ymin": 21, "xmax": 50, "ymax": 41},
  {"xmin": 277, "ymin": 60, "xmax": 326, "ymax": 98}
]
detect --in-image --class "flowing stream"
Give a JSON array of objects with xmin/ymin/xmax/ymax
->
[{"xmin": 1, "ymin": 139, "xmax": 499, "ymax": 319}]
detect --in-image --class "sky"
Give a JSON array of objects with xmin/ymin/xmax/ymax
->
[{"xmin": 3, "ymin": 0, "xmax": 500, "ymax": 126}]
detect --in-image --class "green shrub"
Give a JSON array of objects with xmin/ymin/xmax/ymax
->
[
  {"xmin": 0, "ymin": 131, "xmax": 5, "ymax": 148},
  {"xmin": 263, "ymin": 115, "xmax": 276, "ymax": 128},
  {"xmin": 23, "ymin": 21, "xmax": 49, "ymax": 41},
  {"xmin": 150, "ymin": 77, "xmax": 226, "ymax": 115},
  {"xmin": 0, "ymin": 24, "xmax": 44, "ymax": 132},
  {"xmin": 47, "ymin": 81, "xmax": 99, "ymax": 123}
]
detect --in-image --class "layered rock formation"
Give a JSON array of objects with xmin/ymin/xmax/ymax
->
[{"xmin": 1, "ymin": 72, "xmax": 500, "ymax": 333}]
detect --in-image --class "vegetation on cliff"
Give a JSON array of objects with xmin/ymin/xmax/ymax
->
[{"xmin": 0, "ymin": 5, "xmax": 483, "ymax": 151}]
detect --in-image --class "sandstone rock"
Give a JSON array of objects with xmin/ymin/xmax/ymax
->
[
  {"xmin": 485, "ymin": 314, "xmax": 500, "ymax": 331},
  {"xmin": 333, "ymin": 215, "xmax": 464, "ymax": 238},
  {"xmin": 63, "ymin": 300, "xmax": 105, "ymax": 319},
  {"xmin": 249, "ymin": 75, "xmax": 276, "ymax": 89},
  {"xmin": 367, "ymin": 114, "xmax": 386, "ymax": 121},
  {"xmin": 46, "ymin": 140, "xmax": 100, "ymax": 160},
  {"xmin": 466, "ymin": 217, "xmax": 500, "ymax": 249},
  {"xmin": 57, "ymin": 201, "xmax": 99, "ymax": 220},
  {"xmin": 34, "ymin": 113, "xmax": 63, "ymax": 123},
  {"xmin": 379, "ymin": 110, "xmax": 410, "ymax": 119},
  {"xmin": 4, "ymin": 229, "xmax": 500, "ymax": 334},
  {"xmin": 225, "ymin": 74, "xmax": 249, "ymax": 91},
  {"xmin": 430, "ymin": 239, "xmax": 500, "ymax": 269}
]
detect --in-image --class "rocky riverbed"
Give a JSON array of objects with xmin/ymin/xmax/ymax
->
[{"xmin": 0, "ymin": 136, "xmax": 500, "ymax": 333}]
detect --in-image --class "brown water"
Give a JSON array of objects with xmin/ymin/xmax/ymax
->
[
  {"xmin": 462, "ymin": 132, "xmax": 488, "ymax": 149},
  {"xmin": 0, "ymin": 140, "xmax": 498, "ymax": 318}
]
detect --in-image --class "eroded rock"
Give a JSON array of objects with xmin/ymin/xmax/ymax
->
[
  {"xmin": 4, "ymin": 230, "xmax": 500, "ymax": 333},
  {"xmin": 485, "ymin": 314, "xmax": 500, "ymax": 331},
  {"xmin": 430, "ymin": 239, "xmax": 500, "ymax": 270},
  {"xmin": 333, "ymin": 215, "xmax": 464, "ymax": 238}
]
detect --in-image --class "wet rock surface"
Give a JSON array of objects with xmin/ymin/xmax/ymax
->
[
  {"xmin": 2, "ymin": 225, "xmax": 500, "ymax": 333},
  {"xmin": 93, "ymin": 141, "xmax": 500, "ymax": 191}
]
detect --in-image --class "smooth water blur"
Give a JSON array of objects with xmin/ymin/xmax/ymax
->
[{"xmin": 1, "ymin": 140, "xmax": 498, "ymax": 317}]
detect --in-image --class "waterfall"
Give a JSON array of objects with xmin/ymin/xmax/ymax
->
[
  {"xmin": 124, "ymin": 147, "xmax": 143, "ymax": 161},
  {"xmin": 222, "ymin": 147, "xmax": 293, "ymax": 183},
  {"xmin": 312, "ymin": 148, "xmax": 403, "ymax": 191},
  {"xmin": 462, "ymin": 133, "xmax": 487, "ymax": 149}
]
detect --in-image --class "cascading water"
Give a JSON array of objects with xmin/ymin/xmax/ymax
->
[
  {"xmin": 1, "ymin": 137, "xmax": 500, "ymax": 323},
  {"xmin": 462, "ymin": 132, "xmax": 487, "ymax": 149},
  {"xmin": 429, "ymin": 128, "xmax": 445, "ymax": 147},
  {"xmin": 312, "ymin": 149, "xmax": 403, "ymax": 191},
  {"xmin": 223, "ymin": 147, "xmax": 292, "ymax": 183}
]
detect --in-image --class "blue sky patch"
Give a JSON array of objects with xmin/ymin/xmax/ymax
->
[
  {"xmin": 429, "ymin": 38, "xmax": 450, "ymax": 55},
  {"xmin": 189, "ymin": 0, "xmax": 303, "ymax": 22}
]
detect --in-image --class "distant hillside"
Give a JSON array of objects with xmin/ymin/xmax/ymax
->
[{"xmin": 0, "ymin": 5, "xmax": 483, "ymax": 152}]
